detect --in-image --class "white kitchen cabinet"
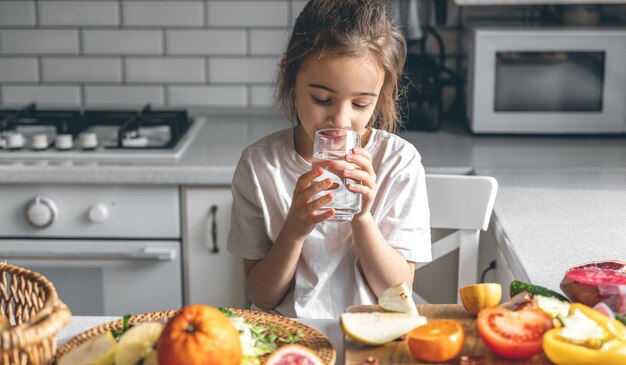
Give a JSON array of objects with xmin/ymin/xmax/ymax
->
[{"xmin": 182, "ymin": 186, "xmax": 247, "ymax": 308}]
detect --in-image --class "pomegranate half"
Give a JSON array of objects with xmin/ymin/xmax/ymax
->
[{"xmin": 560, "ymin": 260, "xmax": 626, "ymax": 316}]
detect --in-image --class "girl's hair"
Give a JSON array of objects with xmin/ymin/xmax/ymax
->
[{"xmin": 275, "ymin": 0, "xmax": 407, "ymax": 133}]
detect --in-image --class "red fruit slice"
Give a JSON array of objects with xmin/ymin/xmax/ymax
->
[
  {"xmin": 265, "ymin": 344, "xmax": 324, "ymax": 365},
  {"xmin": 560, "ymin": 260, "xmax": 626, "ymax": 316}
]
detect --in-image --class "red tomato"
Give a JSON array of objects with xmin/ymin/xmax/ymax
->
[{"xmin": 477, "ymin": 307, "xmax": 553, "ymax": 359}]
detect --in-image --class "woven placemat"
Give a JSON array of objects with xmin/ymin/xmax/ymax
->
[{"xmin": 57, "ymin": 308, "xmax": 336, "ymax": 365}]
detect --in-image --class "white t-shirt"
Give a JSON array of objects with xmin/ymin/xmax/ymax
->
[{"xmin": 227, "ymin": 127, "xmax": 431, "ymax": 319}]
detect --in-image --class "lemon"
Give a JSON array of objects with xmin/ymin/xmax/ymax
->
[
  {"xmin": 58, "ymin": 331, "xmax": 117, "ymax": 365},
  {"xmin": 378, "ymin": 282, "xmax": 419, "ymax": 316},
  {"xmin": 115, "ymin": 321, "xmax": 164, "ymax": 365},
  {"xmin": 459, "ymin": 283, "xmax": 502, "ymax": 315},
  {"xmin": 340, "ymin": 312, "xmax": 427, "ymax": 346}
]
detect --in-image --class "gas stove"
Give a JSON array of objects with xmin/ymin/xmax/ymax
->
[{"xmin": 0, "ymin": 104, "xmax": 202, "ymax": 162}]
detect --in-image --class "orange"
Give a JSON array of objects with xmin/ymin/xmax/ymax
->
[
  {"xmin": 156, "ymin": 305, "xmax": 242, "ymax": 365},
  {"xmin": 407, "ymin": 319, "xmax": 465, "ymax": 363}
]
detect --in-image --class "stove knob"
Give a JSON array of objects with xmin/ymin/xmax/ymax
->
[
  {"xmin": 24, "ymin": 196, "xmax": 58, "ymax": 229},
  {"xmin": 32, "ymin": 134, "xmax": 49, "ymax": 150},
  {"xmin": 79, "ymin": 132, "xmax": 98, "ymax": 150},
  {"xmin": 55, "ymin": 134, "xmax": 73, "ymax": 150},
  {"xmin": 8, "ymin": 133, "xmax": 25, "ymax": 150},
  {"xmin": 88, "ymin": 203, "xmax": 109, "ymax": 223}
]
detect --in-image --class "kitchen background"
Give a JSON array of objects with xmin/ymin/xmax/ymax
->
[
  {"xmin": 0, "ymin": 0, "xmax": 624, "ymax": 113},
  {"xmin": 1, "ymin": 0, "xmax": 625, "ymax": 316}
]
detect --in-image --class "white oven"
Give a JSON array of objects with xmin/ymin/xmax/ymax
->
[
  {"xmin": 467, "ymin": 28, "xmax": 626, "ymax": 134},
  {"xmin": 0, "ymin": 184, "xmax": 183, "ymax": 316}
]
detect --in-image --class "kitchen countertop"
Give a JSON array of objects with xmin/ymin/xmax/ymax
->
[{"xmin": 2, "ymin": 109, "xmax": 626, "ymax": 294}]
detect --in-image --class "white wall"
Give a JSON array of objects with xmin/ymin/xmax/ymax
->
[{"xmin": 0, "ymin": 0, "xmax": 308, "ymax": 108}]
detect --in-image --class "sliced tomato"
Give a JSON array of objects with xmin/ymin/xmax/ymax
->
[{"xmin": 477, "ymin": 307, "xmax": 553, "ymax": 359}]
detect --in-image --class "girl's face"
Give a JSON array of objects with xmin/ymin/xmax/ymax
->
[{"xmin": 294, "ymin": 52, "xmax": 385, "ymax": 151}]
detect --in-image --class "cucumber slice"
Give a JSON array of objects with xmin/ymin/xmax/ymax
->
[{"xmin": 509, "ymin": 280, "xmax": 570, "ymax": 302}]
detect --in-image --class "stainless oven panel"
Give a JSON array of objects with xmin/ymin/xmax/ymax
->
[
  {"xmin": 0, "ymin": 185, "xmax": 179, "ymax": 238},
  {"xmin": 1, "ymin": 240, "xmax": 182, "ymax": 316}
]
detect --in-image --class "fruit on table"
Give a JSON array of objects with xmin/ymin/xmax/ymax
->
[
  {"xmin": 459, "ymin": 283, "xmax": 502, "ymax": 315},
  {"xmin": 378, "ymin": 282, "xmax": 419, "ymax": 315},
  {"xmin": 340, "ymin": 312, "xmax": 427, "ymax": 345},
  {"xmin": 58, "ymin": 331, "xmax": 117, "ymax": 365},
  {"xmin": 477, "ymin": 307, "xmax": 553, "ymax": 359},
  {"xmin": 115, "ymin": 321, "xmax": 164, "ymax": 365},
  {"xmin": 264, "ymin": 344, "xmax": 324, "ymax": 365},
  {"xmin": 157, "ymin": 304, "xmax": 242, "ymax": 365},
  {"xmin": 543, "ymin": 303, "xmax": 626, "ymax": 365},
  {"xmin": 407, "ymin": 319, "xmax": 465, "ymax": 362},
  {"xmin": 560, "ymin": 260, "xmax": 626, "ymax": 316}
]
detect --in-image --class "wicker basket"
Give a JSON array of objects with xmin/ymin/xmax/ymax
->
[{"xmin": 0, "ymin": 262, "xmax": 72, "ymax": 365}]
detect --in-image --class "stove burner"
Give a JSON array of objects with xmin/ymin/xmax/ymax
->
[{"xmin": 0, "ymin": 103, "xmax": 192, "ymax": 152}]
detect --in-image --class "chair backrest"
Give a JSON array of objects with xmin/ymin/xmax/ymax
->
[
  {"xmin": 427, "ymin": 174, "xmax": 498, "ymax": 231},
  {"xmin": 413, "ymin": 174, "xmax": 498, "ymax": 304}
]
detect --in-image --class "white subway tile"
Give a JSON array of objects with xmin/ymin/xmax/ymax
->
[
  {"xmin": 0, "ymin": 1, "xmax": 36, "ymax": 26},
  {"xmin": 125, "ymin": 58, "xmax": 205, "ymax": 83},
  {"xmin": 0, "ymin": 30, "xmax": 78, "ymax": 54},
  {"xmin": 291, "ymin": 0, "xmax": 306, "ymax": 24},
  {"xmin": 84, "ymin": 86, "xmax": 164, "ymax": 106},
  {"xmin": 0, "ymin": 58, "xmax": 38, "ymax": 82},
  {"xmin": 209, "ymin": 57, "xmax": 278, "ymax": 83},
  {"xmin": 251, "ymin": 85, "xmax": 274, "ymax": 107},
  {"xmin": 250, "ymin": 29, "xmax": 289, "ymax": 56},
  {"xmin": 166, "ymin": 30, "xmax": 245, "ymax": 55},
  {"xmin": 168, "ymin": 86, "xmax": 247, "ymax": 107},
  {"xmin": 83, "ymin": 30, "xmax": 163, "ymax": 55},
  {"xmin": 207, "ymin": 1, "xmax": 288, "ymax": 27},
  {"xmin": 123, "ymin": 1, "xmax": 203, "ymax": 27},
  {"xmin": 39, "ymin": 1, "xmax": 119, "ymax": 26},
  {"xmin": 42, "ymin": 58, "xmax": 122, "ymax": 82},
  {"xmin": 2, "ymin": 85, "xmax": 81, "ymax": 105}
]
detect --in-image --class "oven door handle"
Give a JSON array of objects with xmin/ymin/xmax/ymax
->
[{"xmin": 0, "ymin": 247, "xmax": 177, "ymax": 262}]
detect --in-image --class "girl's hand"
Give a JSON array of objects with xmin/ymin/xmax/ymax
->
[
  {"xmin": 344, "ymin": 147, "xmax": 376, "ymax": 220},
  {"xmin": 284, "ymin": 167, "xmax": 337, "ymax": 237}
]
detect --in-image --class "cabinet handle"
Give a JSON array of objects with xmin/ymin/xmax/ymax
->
[{"xmin": 209, "ymin": 205, "xmax": 219, "ymax": 254}]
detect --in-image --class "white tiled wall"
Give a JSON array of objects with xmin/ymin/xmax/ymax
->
[
  {"xmin": 0, "ymin": 0, "xmax": 302, "ymax": 108},
  {"xmin": 0, "ymin": 0, "xmax": 623, "ymax": 110}
]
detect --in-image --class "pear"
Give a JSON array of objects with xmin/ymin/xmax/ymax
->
[
  {"xmin": 340, "ymin": 312, "xmax": 427, "ymax": 346},
  {"xmin": 378, "ymin": 282, "xmax": 419, "ymax": 316},
  {"xmin": 115, "ymin": 321, "xmax": 164, "ymax": 365},
  {"xmin": 58, "ymin": 331, "xmax": 117, "ymax": 365}
]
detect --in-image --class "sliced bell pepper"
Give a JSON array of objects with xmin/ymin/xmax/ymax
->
[{"xmin": 543, "ymin": 303, "xmax": 626, "ymax": 365}]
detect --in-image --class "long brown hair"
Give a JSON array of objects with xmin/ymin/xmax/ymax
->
[{"xmin": 275, "ymin": 0, "xmax": 406, "ymax": 132}]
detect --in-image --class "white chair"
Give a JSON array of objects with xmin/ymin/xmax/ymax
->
[{"xmin": 413, "ymin": 174, "xmax": 498, "ymax": 304}]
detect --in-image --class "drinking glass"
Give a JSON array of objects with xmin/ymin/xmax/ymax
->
[{"xmin": 312, "ymin": 129, "xmax": 362, "ymax": 222}]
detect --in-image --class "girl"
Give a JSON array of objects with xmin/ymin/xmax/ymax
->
[{"xmin": 227, "ymin": 0, "xmax": 431, "ymax": 319}]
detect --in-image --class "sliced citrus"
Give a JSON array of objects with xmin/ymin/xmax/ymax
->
[
  {"xmin": 407, "ymin": 319, "xmax": 465, "ymax": 363},
  {"xmin": 58, "ymin": 331, "xmax": 117, "ymax": 365},
  {"xmin": 265, "ymin": 344, "xmax": 324, "ymax": 365},
  {"xmin": 115, "ymin": 321, "xmax": 164, "ymax": 365},
  {"xmin": 459, "ymin": 283, "xmax": 502, "ymax": 315},
  {"xmin": 341, "ymin": 312, "xmax": 427, "ymax": 346}
]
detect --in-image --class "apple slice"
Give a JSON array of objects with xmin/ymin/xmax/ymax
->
[
  {"xmin": 378, "ymin": 282, "xmax": 419, "ymax": 316},
  {"xmin": 340, "ymin": 312, "xmax": 427, "ymax": 346},
  {"xmin": 58, "ymin": 331, "xmax": 117, "ymax": 365},
  {"xmin": 115, "ymin": 321, "xmax": 164, "ymax": 365}
]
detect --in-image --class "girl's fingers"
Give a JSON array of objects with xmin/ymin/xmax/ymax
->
[
  {"xmin": 307, "ymin": 193, "xmax": 334, "ymax": 213},
  {"xmin": 343, "ymin": 168, "xmax": 375, "ymax": 188},
  {"xmin": 296, "ymin": 167, "xmax": 325, "ymax": 192}
]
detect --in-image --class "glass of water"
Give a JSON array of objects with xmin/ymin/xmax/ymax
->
[{"xmin": 312, "ymin": 129, "xmax": 362, "ymax": 222}]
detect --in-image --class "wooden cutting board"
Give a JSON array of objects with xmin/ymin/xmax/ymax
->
[{"xmin": 344, "ymin": 304, "xmax": 553, "ymax": 365}]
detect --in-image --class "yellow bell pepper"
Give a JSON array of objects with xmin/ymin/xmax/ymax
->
[{"xmin": 543, "ymin": 303, "xmax": 626, "ymax": 365}]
